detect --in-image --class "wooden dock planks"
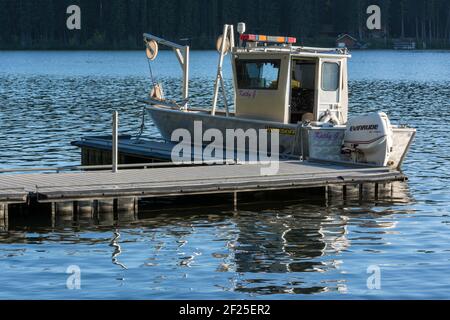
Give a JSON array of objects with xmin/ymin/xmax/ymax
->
[{"xmin": 0, "ymin": 160, "xmax": 405, "ymax": 203}]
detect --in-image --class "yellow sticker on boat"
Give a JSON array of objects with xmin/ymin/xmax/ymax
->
[{"xmin": 265, "ymin": 127, "xmax": 296, "ymax": 136}]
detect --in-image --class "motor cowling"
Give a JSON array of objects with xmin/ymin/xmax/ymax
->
[{"xmin": 342, "ymin": 112, "xmax": 394, "ymax": 167}]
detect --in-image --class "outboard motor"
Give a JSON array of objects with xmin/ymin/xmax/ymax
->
[{"xmin": 342, "ymin": 112, "xmax": 394, "ymax": 167}]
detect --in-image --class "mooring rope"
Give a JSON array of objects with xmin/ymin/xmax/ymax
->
[
  {"xmin": 146, "ymin": 56, "xmax": 156, "ymax": 88},
  {"xmin": 135, "ymin": 105, "xmax": 146, "ymax": 141},
  {"xmin": 135, "ymin": 52, "xmax": 157, "ymax": 141}
]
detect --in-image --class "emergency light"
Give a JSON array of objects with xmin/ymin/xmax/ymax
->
[{"xmin": 240, "ymin": 34, "xmax": 296, "ymax": 44}]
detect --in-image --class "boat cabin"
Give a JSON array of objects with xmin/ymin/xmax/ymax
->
[{"xmin": 231, "ymin": 34, "xmax": 350, "ymax": 125}]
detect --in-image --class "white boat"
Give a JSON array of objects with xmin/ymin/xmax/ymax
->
[{"xmin": 141, "ymin": 23, "xmax": 415, "ymax": 168}]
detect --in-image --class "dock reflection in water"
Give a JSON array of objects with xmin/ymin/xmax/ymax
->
[
  {"xmin": 110, "ymin": 229, "xmax": 127, "ymax": 270},
  {"xmin": 0, "ymin": 182, "xmax": 414, "ymax": 298}
]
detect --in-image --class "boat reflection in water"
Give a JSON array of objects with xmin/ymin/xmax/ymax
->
[
  {"xmin": 0, "ymin": 182, "xmax": 413, "ymax": 296},
  {"xmin": 227, "ymin": 182, "xmax": 413, "ymax": 295}
]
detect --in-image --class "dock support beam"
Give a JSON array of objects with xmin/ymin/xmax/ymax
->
[
  {"xmin": 0, "ymin": 203, "xmax": 7, "ymax": 228},
  {"xmin": 112, "ymin": 111, "xmax": 119, "ymax": 173}
]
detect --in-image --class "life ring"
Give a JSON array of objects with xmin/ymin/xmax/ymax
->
[{"xmin": 145, "ymin": 40, "xmax": 159, "ymax": 60}]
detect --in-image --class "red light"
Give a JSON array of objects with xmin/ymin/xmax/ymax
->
[
  {"xmin": 240, "ymin": 34, "xmax": 256, "ymax": 41},
  {"xmin": 287, "ymin": 37, "xmax": 297, "ymax": 44}
]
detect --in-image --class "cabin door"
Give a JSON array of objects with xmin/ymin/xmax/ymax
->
[
  {"xmin": 316, "ymin": 58, "xmax": 342, "ymax": 123},
  {"xmin": 289, "ymin": 59, "xmax": 316, "ymax": 123}
]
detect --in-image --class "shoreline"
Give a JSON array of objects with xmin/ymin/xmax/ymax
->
[
  {"xmin": 2, "ymin": 38, "xmax": 450, "ymax": 51},
  {"xmin": 1, "ymin": 48, "xmax": 450, "ymax": 52}
]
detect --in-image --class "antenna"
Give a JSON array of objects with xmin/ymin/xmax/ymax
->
[{"xmin": 237, "ymin": 22, "xmax": 246, "ymax": 47}]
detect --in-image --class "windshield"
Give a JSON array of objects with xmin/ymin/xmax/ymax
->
[{"xmin": 235, "ymin": 59, "xmax": 281, "ymax": 90}]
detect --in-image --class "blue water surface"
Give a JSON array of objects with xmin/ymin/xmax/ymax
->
[{"xmin": 0, "ymin": 50, "xmax": 450, "ymax": 299}]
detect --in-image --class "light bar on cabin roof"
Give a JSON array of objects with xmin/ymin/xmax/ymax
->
[{"xmin": 240, "ymin": 34, "xmax": 296, "ymax": 44}]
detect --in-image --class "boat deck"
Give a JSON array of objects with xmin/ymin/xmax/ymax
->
[{"xmin": 0, "ymin": 160, "xmax": 405, "ymax": 205}]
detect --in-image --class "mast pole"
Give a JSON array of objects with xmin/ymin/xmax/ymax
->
[{"xmin": 212, "ymin": 24, "xmax": 230, "ymax": 116}]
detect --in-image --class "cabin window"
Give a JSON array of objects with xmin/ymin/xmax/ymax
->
[
  {"xmin": 321, "ymin": 62, "xmax": 340, "ymax": 91},
  {"xmin": 236, "ymin": 59, "xmax": 281, "ymax": 90}
]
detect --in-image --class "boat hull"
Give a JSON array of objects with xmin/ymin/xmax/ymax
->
[{"xmin": 147, "ymin": 105, "xmax": 415, "ymax": 169}]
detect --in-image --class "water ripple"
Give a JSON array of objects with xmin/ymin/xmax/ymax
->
[{"xmin": 0, "ymin": 51, "xmax": 449, "ymax": 299}]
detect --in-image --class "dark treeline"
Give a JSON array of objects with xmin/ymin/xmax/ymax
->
[{"xmin": 1, "ymin": 0, "xmax": 450, "ymax": 49}]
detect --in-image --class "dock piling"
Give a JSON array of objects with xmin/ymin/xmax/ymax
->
[
  {"xmin": 359, "ymin": 184, "xmax": 364, "ymax": 200},
  {"xmin": 361, "ymin": 184, "xmax": 377, "ymax": 201},
  {"xmin": 0, "ymin": 203, "xmax": 5, "ymax": 220},
  {"xmin": 117, "ymin": 197, "xmax": 136, "ymax": 212},
  {"xmin": 51, "ymin": 202, "xmax": 56, "ymax": 227},
  {"xmin": 77, "ymin": 200, "xmax": 94, "ymax": 218},
  {"xmin": 98, "ymin": 211, "xmax": 115, "ymax": 225},
  {"xmin": 0, "ymin": 204, "xmax": 6, "ymax": 227},
  {"xmin": 55, "ymin": 202, "xmax": 73, "ymax": 217},
  {"xmin": 0, "ymin": 204, "xmax": 8, "ymax": 230},
  {"xmin": 328, "ymin": 185, "xmax": 344, "ymax": 205},
  {"xmin": 98, "ymin": 199, "xmax": 115, "ymax": 213}
]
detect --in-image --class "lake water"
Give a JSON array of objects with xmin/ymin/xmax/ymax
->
[{"xmin": 0, "ymin": 50, "xmax": 450, "ymax": 299}]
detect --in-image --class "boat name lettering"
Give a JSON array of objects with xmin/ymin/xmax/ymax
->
[
  {"xmin": 314, "ymin": 131, "xmax": 341, "ymax": 140},
  {"xmin": 239, "ymin": 90, "xmax": 256, "ymax": 98}
]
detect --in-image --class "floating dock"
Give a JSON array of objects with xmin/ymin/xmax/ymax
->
[
  {"xmin": 0, "ymin": 160, "xmax": 405, "ymax": 222},
  {"xmin": 71, "ymin": 135, "xmax": 175, "ymax": 165}
]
